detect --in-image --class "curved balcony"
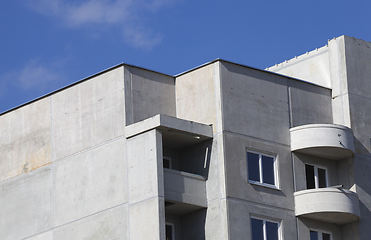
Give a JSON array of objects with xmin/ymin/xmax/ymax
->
[
  {"xmin": 290, "ymin": 124, "xmax": 355, "ymax": 160},
  {"xmin": 294, "ymin": 188, "xmax": 360, "ymax": 224}
]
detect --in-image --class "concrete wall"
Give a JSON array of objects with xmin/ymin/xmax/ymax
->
[
  {"xmin": 124, "ymin": 65, "xmax": 176, "ymax": 125},
  {"xmin": 0, "ymin": 67, "xmax": 130, "ymax": 239},
  {"xmin": 266, "ymin": 45, "xmax": 331, "ymax": 88}
]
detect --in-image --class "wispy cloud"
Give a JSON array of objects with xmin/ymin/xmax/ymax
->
[
  {"xmin": 0, "ymin": 60, "xmax": 64, "ymax": 94},
  {"xmin": 26, "ymin": 0, "xmax": 174, "ymax": 49}
]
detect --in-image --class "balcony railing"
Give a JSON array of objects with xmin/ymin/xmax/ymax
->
[
  {"xmin": 294, "ymin": 187, "xmax": 360, "ymax": 224},
  {"xmin": 290, "ymin": 124, "xmax": 355, "ymax": 160}
]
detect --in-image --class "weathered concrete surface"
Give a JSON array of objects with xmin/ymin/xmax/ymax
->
[
  {"xmin": 0, "ymin": 98, "xmax": 51, "ymax": 182},
  {"xmin": 127, "ymin": 129, "xmax": 165, "ymax": 240},
  {"xmin": 51, "ymin": 67, "xmax": 126, "ymax": 161},
  {"xmin": 288, "ymin": 80, "xmax": 332, "ymax": 127},
  {"xmin": 227, "ymin": 199, "xmax": 296, "ymax": 240},
  {"xmin": 0, "ymin": 167, "xmax": 52, "ymax": 240},
  {"xmin": 266, "ymin": 45, "xmax": 331, "ymax": 88},
  {"xmin": 53, "ymin": 137, "xmax": 127, "ymax": 227},
  {"xmin": 224, "ymin": 132, "xmax": 294, "ymax": 210},
  {"xmin": 164, "ymin": 169, "xmax": 206, "ymax": 207},
  {"xmin": 54, "ymin": 205, "xmax": 127, "ymax": 240},
  {"xmin": 125, "ymin": 66, "xmax": 176, "ymax": 125},
  {"xmin": 129, "ymin": 198, "xmax": 164, "ymax": 240},
  {"xmin": 25, "ymin": 230, "xmax": 53, "ymax": 240},
  {"xmin": 176, "ymin": 63, "xmax": 216, "ymax": 130},
  {"xmin": 220, "ymin": 61, "xmax": 290, "ymax": 145}
]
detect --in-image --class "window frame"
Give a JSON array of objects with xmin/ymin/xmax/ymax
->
[
  {"xmin": 163, "ymin": 156, "xmax": 172, "ymax": 169},
  {"xmin": 247, "ymin": 150, "xmax": 279, "ymax": 189},
  {"xmin": 165, "ymin": 222, "xmax": 175, "ymax": 240},
  {"xmin": 250, "ymin": 216, "xmax": 282, "ymax": 240},
  {"xmin": 309, "ymin": 229, "xmax": 332, "ymax": 240},
  {"xmin": 305, "ymin": 163, "xmax": 329, "ymax": 189}
]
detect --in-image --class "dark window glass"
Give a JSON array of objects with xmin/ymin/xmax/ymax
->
[
  {"xmin": 248, "ymin": 152, "xmax": 260, "ymax": 182},
  {"xmin": 262, "ymin": 156, "xmax": 275, "ymax": 185},
  {"xmin": 322, "ymin": 233, "xmax": 331, "ymax": 240},
  {"xmin": 163, "ymin": 158, "xmax": 171, "ymax": 169},
  {"xmin": 251, "ymin": 218, "xmax": 264, "ymax": 240},
  {"xmin": 306, "ymin": 164, "xmax": 315, "ymax": 189},
  {"xmin": 266, "ymin": 221, "xmax": 279, "ymax": 240},
  {"xmin": 318, "ymin": 168, "xmax": 327, "ymax": 188},
  {"xmin": 166, "ymin": 224, "xmax": 173, "ymax": 240},
  {"xmin": 310, "ymin": 231, "xmax": 318, "ymax": 240}
]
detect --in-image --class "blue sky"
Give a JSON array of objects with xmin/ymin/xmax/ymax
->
[{"xmin": 1, "ymin": 0, "xmax": 371, "ymax": 113}]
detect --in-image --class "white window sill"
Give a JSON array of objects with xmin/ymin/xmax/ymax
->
[{"xmin": 249, "ymin": 180, "xmax": 281, "ymax": 191}]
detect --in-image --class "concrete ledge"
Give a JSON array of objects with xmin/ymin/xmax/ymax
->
[
  {"xmin": 126, "ymin": 114, "xmax": 213, "ymax": 138},
  {"xmin": 294, "ymin": 188, "xmax": 360, "ymax": 224},
  {"xmin": 126, "ymin": 114, "xmax": 213, "ymax": 150},
  {"xmin": 290, "ymin": 124, "xmax": 355, "ymax": 160}
]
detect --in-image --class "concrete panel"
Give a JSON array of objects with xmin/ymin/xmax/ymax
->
[
  {"xmin": 128, "ymin": 66, "xmax": 176, "ymax": 123},
  {"xmin": 266, "ymin": 45, "xmax": 331, "ymax": 88},
  {"xmin": 205, "ymin": 135, "xmax": 223, "ymax": 201},
  {"xmin": 164, "ymin": 169, "xmax": 206, "ymax": 207},
  {"xmin": 227, "ymin": 198, "xmax": 296, "ymax": 240},
  {"xmin": 348, "ymin": 94, "xmax": 371, "ymax": 155},
  {"xmin": 182, "ymin": 209, "xmax": 207, "ymax": 240},
  {"xmin": 0, "ymin": 98, "xmax": 51, "ymax": 182},
  {"xmin": 288, "ymin": 80, "xmax": 332, "ymax": 127},
  {"xmin": 176, "ymin": 63, "xmax": 216, "ymax": 129},
  {"xmin": 53, "ymin": 137, "xmax": 127, "ymax": 227},
  {"xmin": 127, "ymin": 129, "xmax": 163, "ymax": 203},
  {"xmin": 51, "ymin": 67, "xmax": 125, "ymax": 161},
  {"xmin": 343, "ymin": 36, "xmax": 371, "ymax": 98},
  {"xmin": 129, "ymin": 197, "xmax": 164, "ymax": 240},
  {"xmin": 0, "ymin": 167, "xmax": 52, "ymax": 240},
  {"xmin": 220, "ymin": 61, "xmax": 290, "ymax": 145},
  {"xmin": 224, "ymin": 132, "xmax": 294, "ymax": 210},
  {"xmin": 54, "ymin": 205, "xmax": 127, "ymax": 240},
  {"xmin": 205, "ymin": 199, "xmax": 228, "ymax": 240},
  {"xmin": 25, "ymin": 231, "xmax": 53, "ymax": 240}
]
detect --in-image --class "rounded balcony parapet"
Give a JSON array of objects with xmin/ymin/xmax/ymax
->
[
  {"xmin": 294, "ymin": 187, "xmax": 360, "ymax": 224},
  {"xmin": 290, "ymin": 124, "xmax": 355, "ymax": 160}
]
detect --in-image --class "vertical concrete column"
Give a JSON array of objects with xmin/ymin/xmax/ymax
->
[{"xmin": 127, "ymin": 129, "xmax": 165, "ymax": 240}]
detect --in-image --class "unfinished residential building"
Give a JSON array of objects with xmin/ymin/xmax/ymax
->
[{"xmin": 1, "ymin": 35, "xmax": 370, "ymax": 240}]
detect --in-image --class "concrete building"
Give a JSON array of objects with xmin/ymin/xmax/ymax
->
[{"xmin": 0, "ymin": 35, "xmax": 370, "ymax": 240}]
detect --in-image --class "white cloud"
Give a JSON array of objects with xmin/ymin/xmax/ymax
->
[
  {"xmin": 26, "ymin": 0, "xmax": 174, "ymax": 49},
  {"xmin": 1, "ymin": 60, "xmax": 63, "ymax": 92}
]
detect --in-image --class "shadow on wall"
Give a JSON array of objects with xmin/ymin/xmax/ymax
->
[{"xmin": 352, "ymin": 138, "xmax": 371, "ymax": 238}]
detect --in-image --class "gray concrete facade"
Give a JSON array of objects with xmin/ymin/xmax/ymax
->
[{"xmin": 0, "ymin": 35, "xmax": 370, "ymax": 239}]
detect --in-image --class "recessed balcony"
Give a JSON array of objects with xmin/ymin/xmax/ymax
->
[
  {"xmin": 294, "ymin": 188, "xmax": 360, "ymax": 224},
  {"xmin": 290, "ymin": 124, "xmax": 355, "ymax": 160},
  {"xmin": 164, "ymin": 169, "xmax": 207, "ymax": 215}
]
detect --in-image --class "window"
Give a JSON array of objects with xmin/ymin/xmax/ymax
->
[
  {"xmin": 163, "ymin": 157, "xmax": 172, "ymax": 169},
  {"xmin": 166, "ymin": 222, "xmax": 175, "ymax": 240},
  {"xmin": 310, "ymin": 230, "xmax": 331, "ymax": 240},
  {"xmin": 251, "ymin": 217, "xmax": 280, "ymax": 240},
  {"xmin": 247, "ymin": 151, "xmax": 278, "ymax": 187},
  {"xmin": 305, "ymin": 164, "xmax": 327, "ymax": 189}
]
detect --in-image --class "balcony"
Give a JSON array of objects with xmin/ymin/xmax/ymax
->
[
  {"xmin": 290, "ymin": 124, "xmax": 355, "ymax": 160},
  {"xmin": 294, "ymin": 188, "xmax": 360, "ymax": 224},
  {"xmin": 164, "ymin": 169, "xmax": 206, "ymax": 215}
]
